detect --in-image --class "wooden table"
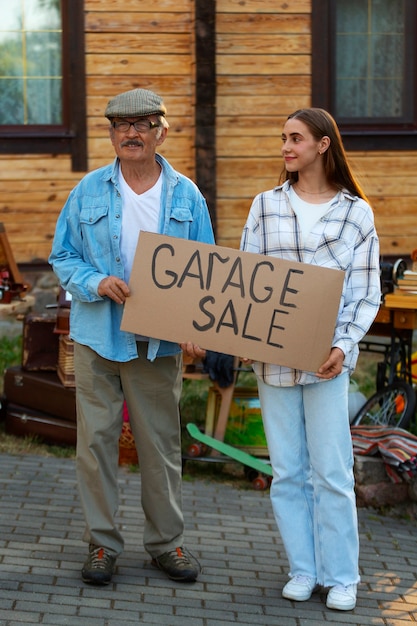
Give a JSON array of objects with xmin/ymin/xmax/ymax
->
[{"xmin": 360, "ymin": 295, "xmax": 417, "ymax": 386}]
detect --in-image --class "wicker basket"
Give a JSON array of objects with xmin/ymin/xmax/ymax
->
[
  {"xmin": 118, "ymin": 422, "xmax": 138, "ymax": 466},
  {"xmin": 57, "ymin": 334, "xmax": 75, "ymax": 387}
]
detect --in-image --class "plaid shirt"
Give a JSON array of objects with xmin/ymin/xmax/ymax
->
[{"xmin": 240, "ymin": 181, "xmax": 381, "ymax": 386}]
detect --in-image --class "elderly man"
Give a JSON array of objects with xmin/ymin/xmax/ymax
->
[{"xmin": 49, "ymin": 88, "xmax": 214, "ymax": 585}]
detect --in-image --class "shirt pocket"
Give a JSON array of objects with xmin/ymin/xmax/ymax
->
[
  {"xmin": 314, "ymin": 237, "xmax": 352, "ymax": 271},
  {"xmin": 168, "ymin": 206, "xmax": 193, "ymax": 238},
  {"xmin": 80, "ymin": 205, "xmax": 112, "ymax": 258}
]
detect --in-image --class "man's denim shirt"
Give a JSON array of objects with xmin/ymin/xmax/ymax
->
[{"xmin": 49, "ymin": 154, "xmax": 215, "ymax": 362}]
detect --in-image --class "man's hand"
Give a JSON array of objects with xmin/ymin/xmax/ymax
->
[
  {"xmin": 180, "ymin": 342, "xmax": 207, "ymax": 360},
  {"xmin": 98, "ymin": 276, "xmax": 130, "ymax": 304},
  {"xmin": 316, "ymin": 347, "xmax": 345, "ymax": 379}
]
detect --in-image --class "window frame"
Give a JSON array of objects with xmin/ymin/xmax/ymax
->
[
  {"xmin": 0, "ymin": 0, "xmax": 86, "ymax": 171},
  {"xmin": 311, "ymin": 0, "xmax": 417, "ymax": 150}
]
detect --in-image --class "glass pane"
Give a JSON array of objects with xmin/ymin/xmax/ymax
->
[
  {"xmin": 336, "ymin": 0, "xmax": 368, "ymax": 32},
  {"xmin": 0, "ymin": 0, "xmax": 62, "ymax": 125},
  {"xmin": 27, "ymin": 77, "xmax": 62, "ymax": 124},
  {"xmin": 337, "ymin": 35, "xmax": 368, "ymax": 79},
  {"xmin": 336, "ymin": 79, "xmax": 367, "ymax": 117},
  {"xmin": 371, "ymin": 78, "xmax": 403, "ymax": 117},
  {"xmin": 335, "ymin": 0, "xmax": 406, "ymax": 119},
  {"xmin": 26, "ymin": 32, "xmax": 62, "ymax": 77},
  {"xmin": 24, "ymin": 0, "xmax": 61, "ymax": 29},
  {"xmin": 0, "ymin": 79, "xmax": 24, "ymax": 123},
  {"xmin": 0, "ymin": 34, "xmax": 24, "ymax": 75},
  {"xmin": 0, "ymin": 3, "xmax": 22, "ymax": 31},
  {"xmin": 371, "ymin": 0, "xmax": 404, "ymax": 32}
]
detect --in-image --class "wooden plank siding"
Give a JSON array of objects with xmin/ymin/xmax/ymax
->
[
  {"xmin": 216, "ymin": 0, "xmax": 312, "ymax": 249},
  {"xmin": 216, "ymin": 0, "xmax": 417, "ymax": 255},
  {"xmin": 0, "ymin": 0, "xmax": 416, "ymax": 265},
  {"xmin": 0, "ymin": 0, "xmax": 196, "ymax": 263}
]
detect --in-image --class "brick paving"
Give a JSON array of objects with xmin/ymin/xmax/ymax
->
[{"xmin": 0, "ymin": 453, "xmax": 416, "ymax": 625}]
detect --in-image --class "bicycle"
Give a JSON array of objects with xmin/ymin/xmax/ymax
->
[{"xmin": 351, "ymin": 319, "xmax": 416, "ymax": 429}]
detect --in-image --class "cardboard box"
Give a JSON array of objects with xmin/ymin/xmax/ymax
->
[{"xmin": 121, "ymin": 233, "xmax": 345, "ymax": 372}]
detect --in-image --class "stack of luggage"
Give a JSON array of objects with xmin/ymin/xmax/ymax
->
[{"xmin": 2, "ymin": 306, "xmax": 77, "ymax": 446}]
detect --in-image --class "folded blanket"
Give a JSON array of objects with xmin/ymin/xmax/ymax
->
[{"xmin": 351, "ymin": 425, "xmax": 417, "ymax": 483}]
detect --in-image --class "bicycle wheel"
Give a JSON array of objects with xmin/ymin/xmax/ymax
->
[{"xmin": 351, "ymin": 381, "xmax": 416, "ymax": 429}]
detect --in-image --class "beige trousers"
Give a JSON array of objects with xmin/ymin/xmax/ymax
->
[{"xmin": 74, "ymin": 341, "xmax": 184, "ymax": 557}]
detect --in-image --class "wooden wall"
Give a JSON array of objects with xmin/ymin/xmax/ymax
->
[
  {"xmin": 215, "ymin": 0, "xmax": 417, "ymax": 257},
  {"xmin": 216, "ymin": 0, "xmax": 311, "ymax": 249},
  {"xmin": 0, "ymin": 0, "xmax": 416, "ymax": 265},
  {"xmin": 0, "ymin": 0, "xmax": 196, "ymax": 264}
]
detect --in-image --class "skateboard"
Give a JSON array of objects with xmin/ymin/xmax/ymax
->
[{"xmin": 186, "ymin": 423, "xmax": 273, "ymax": 489}]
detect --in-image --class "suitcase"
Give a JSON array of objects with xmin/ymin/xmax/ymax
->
[
  {"xmin": 3, "ymin": 365, "xmax": 76, "ymax": 422},
  {"xmin": 22, "ymin": 312, "xmax": 59, "ymax": 371},
  {"xmin": 54, "ymin": 287, "xmax": 71, "ymax": 334},
  {"xmin": 5, "ymin": 402, "xmax": 77, "ymax": 446}
]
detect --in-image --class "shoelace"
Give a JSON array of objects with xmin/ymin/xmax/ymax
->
[
  {"xmin": 163, "ymin": 547, "xmax": 202, "ymax": 574},
  {"xmin": 89, "ymin": 547, "xmax": 112, "ymax": 570},
  {"xmin": 167, "ymin": 547, "xmax": 192, "ymax": 566},
  {"xmin": 332, "ymin": 584, "xmax": 355, "ymax": 594},
  {"xmin": 293, "ymin": 575, "xmax": 314, "ymax": 584}
]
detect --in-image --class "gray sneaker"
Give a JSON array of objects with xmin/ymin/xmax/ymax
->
[
  {"xmin": 81, "ymin": 544, "xmax": 117, "ymax": 585},
  {"xmin": 152, "ymin": 547, "xmax": 199, "ymax": 582}
]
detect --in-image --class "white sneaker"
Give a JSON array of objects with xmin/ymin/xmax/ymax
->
[
  {"xmin": 326, "ymin": 584, "xmax": 357, "ymax": 610},
  {"xmin": 282, "ymin": 575, "xmax": 317, "ymax": 601}
]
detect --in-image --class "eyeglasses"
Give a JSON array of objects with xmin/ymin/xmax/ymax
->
[{"xmin": 112, "ymin": 119, "xmax": 160, "ymax": 133}]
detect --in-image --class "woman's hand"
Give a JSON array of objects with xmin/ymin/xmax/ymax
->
[{"xmin": 316, "ymin": 347, "xmax": 345, "ymax": 379}]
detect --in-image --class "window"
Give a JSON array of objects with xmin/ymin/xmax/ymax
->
[
  {"xmin": 312, "ymin": 0, "xmax": 417, "ymax": 150},
  {"xmin": 0, "ymin": 0, "xmax": 86, "ymax": 170}
]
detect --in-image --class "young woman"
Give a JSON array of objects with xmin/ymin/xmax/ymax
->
[{"xmin": 240, "ymin": 108, "xmax": 381, "ymax": 611}]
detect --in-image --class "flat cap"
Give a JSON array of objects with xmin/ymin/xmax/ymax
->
[{"xmin": 105, "ymin": 88, "xmax": 167, "ymax": 119}]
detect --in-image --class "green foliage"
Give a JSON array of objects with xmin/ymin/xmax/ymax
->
[
  {"xmin": 0, "ymin": 335, "xmax": 22, "ymax": 392},
  {"xmin": 180, "ymin": 378, "xmax": 211, "ymax": 430},
  {"xmin": 354, "ymin": 352, "xmax": 380, "ymax": 398},
  {"xmin": 0, "ymin": 334, "xmax": 22, "ymax": 366}
]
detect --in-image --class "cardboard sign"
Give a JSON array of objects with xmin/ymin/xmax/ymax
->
[{"xmin": 121, "ymin": 232, "xmax": 345, "ymax": 371}]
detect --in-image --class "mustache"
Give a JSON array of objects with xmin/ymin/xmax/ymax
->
[{"xmin": 121, "ymin": 140, "xmax": 143, "ymax": 148}]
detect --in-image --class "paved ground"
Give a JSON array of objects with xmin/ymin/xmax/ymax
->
[{"xmin": 0, "ymin": 453, "xmax": 416, "ymax": 626}]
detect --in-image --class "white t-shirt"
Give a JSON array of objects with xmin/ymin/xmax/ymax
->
[
  {"xmin": 118, "ymin": 167, "xmax": 162, "ymax": 284},
  {"xmin": 289, "ymin": 186, "xmax": 337, "ymax": 241}
]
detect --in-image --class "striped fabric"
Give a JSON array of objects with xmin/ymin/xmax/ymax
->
[
  {"xmin": 351, "ymin": 425, "xmax": 417, "ymax": 483},
  {"xmin": 240, "ymin": 181, "xmax": 381, "ymax": 386}
]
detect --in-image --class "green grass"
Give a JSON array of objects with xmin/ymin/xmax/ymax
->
[{"xmin": 0, "ymin": 335, "xmax": 22, "ymax": 393}]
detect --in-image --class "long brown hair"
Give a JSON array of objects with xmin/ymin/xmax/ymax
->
[{"xmin": 279, "ymin": 108, "xmax": 369, "ymax": 202}]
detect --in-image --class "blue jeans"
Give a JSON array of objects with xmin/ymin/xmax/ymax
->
[{"xmin": 257, "ymin": 372, "xmax": 360, "ymax": 587}]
